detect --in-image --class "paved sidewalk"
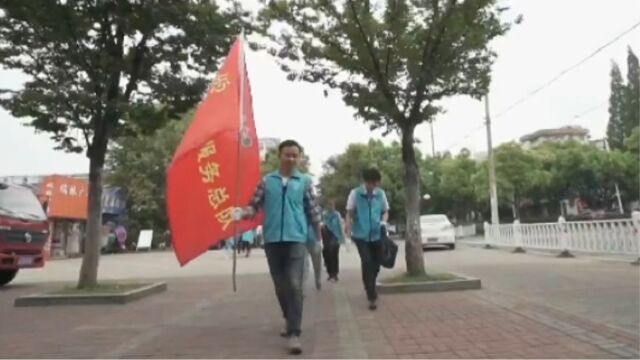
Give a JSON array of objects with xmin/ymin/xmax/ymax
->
[{"xmin": 1, "ymin": 270, "xmax": 638, "ymax": 359}]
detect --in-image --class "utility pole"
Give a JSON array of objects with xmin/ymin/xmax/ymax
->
[
  {"xmin": 429, "ymin": 120, "xmax": 436, "ymax": 157},
  {"xmin": 603, "ymin": 139, "xmax": 624, "ymax": 214},
  {"xmin": 485, "ymin": 95, "xmax": 500, "ymax": 225}
]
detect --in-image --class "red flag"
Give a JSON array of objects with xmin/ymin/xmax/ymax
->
[{"xmin": 167, "ymin": 37, "xmax": 261, "ymax": 266}]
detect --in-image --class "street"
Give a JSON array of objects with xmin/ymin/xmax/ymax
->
[
  {"xmin": 1, "ymin": 243, "xmax": 638, "ymax": 358},
  {"xmin": 11, "ymin": 242, "xmax": 640, "ymax": 333}
]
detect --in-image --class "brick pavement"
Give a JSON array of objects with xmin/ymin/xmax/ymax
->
[{"xmin": 0, "ymin": 270, "xmax": 638, "ymax": 359}]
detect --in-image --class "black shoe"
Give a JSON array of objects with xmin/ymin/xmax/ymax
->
[{"xmin": 368, "ymin": 300, "xmax": 377, "ymax": 311}]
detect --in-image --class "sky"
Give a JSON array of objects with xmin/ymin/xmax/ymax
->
[{"xmin": 1, "ymin": 0, "xmax": 639, "ymax": 178}]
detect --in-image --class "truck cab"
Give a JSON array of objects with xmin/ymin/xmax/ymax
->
[{"xmin": 0, "ymin": 183, "xmax": 49, "ymax": 286}]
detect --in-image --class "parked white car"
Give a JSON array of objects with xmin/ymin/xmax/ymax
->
[{"xmin": 420, "ymin": 214, "xmax": 456, "ymax": 250}]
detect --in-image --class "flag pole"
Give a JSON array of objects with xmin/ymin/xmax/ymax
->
[{"xmin": 232, "ymin": 31, "xmax": 246, "ymax": 293}]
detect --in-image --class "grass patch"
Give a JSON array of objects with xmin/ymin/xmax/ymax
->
[
  {"xmin": 381, "ymin": 272, "xmax": 460, "ymax": 284},
  {"xmin": 49, "ymin": 283, "xmax": 148, "ymax": 295}
]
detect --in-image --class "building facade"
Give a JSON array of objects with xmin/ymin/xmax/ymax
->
[{"xmin": 520, "ymin": 126, "xmax": 590, "ymax": 149}]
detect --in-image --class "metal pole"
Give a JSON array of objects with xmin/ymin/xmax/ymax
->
[
  {"xmin": 603, "ymin": 139, "xmax": 624, "ymax": 214},
  {"xmin": 430, "ymin": 120, "xmax": 436, "ymax": 157},
  {"xmin": 231, "ymin": 32, "xmax": 246, "ymax": 293},
  {"xmin": 485, "ymin": 95, "xmax": 500, "ymax": 226}
]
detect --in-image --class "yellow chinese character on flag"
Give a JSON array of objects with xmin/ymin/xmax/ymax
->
[
  {"xmin": 199, "ymin": 162, "xmax": 220, "ymax": 183},
  {"xmin": 198, "ymin": 140, "xmax": 217, "ymax": 162},
  {"xmin": 216, "ymin": 207, "xmax": 234, "ymax": 231},
  {"xmin": 210, "ymin": 73, "xmax": 230, "ymax": 93},
  {"xmin": 208, "ymin": 187, "xmax": 229, "ymax": 210}
]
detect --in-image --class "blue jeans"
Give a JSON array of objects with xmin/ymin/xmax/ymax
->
[{"xmin": 264, "ymin": 242, "xmax": 306, "ymax": 336}]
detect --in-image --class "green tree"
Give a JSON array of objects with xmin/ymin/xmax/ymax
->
[
  {"xmin": 260, "ymin": 0, "xmax": 515, "ymax": 276},
  {"xmin": 493, "ymin": 142, "xmax": 546, "ymax": 219},
  {"xmin": 438, "ymin": 151, "xmax": 478, "ymax": 221},
  {"xmin": 624, "ymin": 126, "xmax": 640, "ymax": 155},
  {"xmin": 607, "ymin": 62, "xmax": 626, "ymax": 149},
  {"xmin": 624, "ymin": 47, "xmax": 639, "ymax": 138},
  {"xmin": 471, "ymin": 159, "xmax": 512, "ymax": 218},
  {"xmin": 107, "ymin": 112, "xmax": 192, "ymax": 235},
  {"xmin": 261, "ymin": 147, "xmax": 311, "ymax": 175},
  {"xmin": 534, "ymin": 141, "xmax": 631, "ymax": 211},
  {"xmin": 318, "ymin": 140, "xmax": 408, "ymax": 222},
  {"xmin": 622, "ymin": 127, "xmax": 640, "ymax": 202},
  {"xmin": 0, "ymin": 1, "xmax": 248, "ymax": 288}
]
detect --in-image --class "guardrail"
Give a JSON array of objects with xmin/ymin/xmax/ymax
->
[{"xmin": 484, "ymin": 212, "xmax": 640, "ymax": 258}]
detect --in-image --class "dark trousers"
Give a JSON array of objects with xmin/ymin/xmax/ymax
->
[
  {"xmin": 237, "ymin": 241, "xmax": 251, "ymax": 255},
  {"xmin": 353, "ymin": 238, "xmax": 383, "ymax": 301},
  {"xmin": 322, "ymin": 243, "xmax": 341, "ymax": 278},
  {"xmin": 264, "ymin": 242, "xmax": 306, "ymax": 337}
]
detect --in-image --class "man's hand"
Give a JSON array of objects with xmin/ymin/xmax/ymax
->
[{"xmin": 234, "ymin": 207, "xmax": 255, "ymax": 221}]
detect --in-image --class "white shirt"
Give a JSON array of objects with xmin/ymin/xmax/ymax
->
[{"xmin": 346, "ymin": 188, "xmax": 390, "ymax": 211}]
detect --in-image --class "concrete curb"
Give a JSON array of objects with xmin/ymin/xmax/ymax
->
[
  {"xmin": 14, "ymin": 282, "xmax": 167, "ymax": 307},
  {"xmin": 377, "ymin": 274, "xmax": 481, "ymax": 294}
]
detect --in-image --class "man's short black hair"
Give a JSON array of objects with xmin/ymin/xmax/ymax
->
[
  {"xmin": 362, "ymin": 168, "xmax": 382, "ymax": 182},
  {"xmin": 278, "ymin": 139, "xmax": 303, "ymax": 154}
]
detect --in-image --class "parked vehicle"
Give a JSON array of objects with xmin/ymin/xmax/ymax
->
[
  {"xmin": 0, "ymin": 183, "xmax": 49, "ymax": 286},
  {"xmin": 420, "ymin": 214, "xmax": 456, "ymax": 250}
]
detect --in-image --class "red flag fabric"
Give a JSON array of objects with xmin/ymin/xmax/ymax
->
[{"xmin": 167, "ymin": 38, "xmax": 261, "ymax": 266}]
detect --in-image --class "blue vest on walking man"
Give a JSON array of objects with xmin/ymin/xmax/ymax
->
[{"xmin": 345, "ymin": 168, "xmax": 390, "ymax": 311}]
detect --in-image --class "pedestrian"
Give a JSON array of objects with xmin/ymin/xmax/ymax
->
[
  {"xmin": 239, "ymin": 139, "xmax": 322, "ymax": 355},
  {"xmin": 240, "ymin": 229, "xmax": 255, "ymax": 258},
  {"xmin": 345, "ymin": 168, "xmax": 390, "ymax": 311},
  {"xmin": 115, "ymin": 224, "xmax": 127, "ymax": 251},
  {"xmin": 322, "ymin": 200, "xmax": 344, "ymax": 282},
  {"xmin": 303, "ymin": 223, "xmax": 323, "ymax": 291}
]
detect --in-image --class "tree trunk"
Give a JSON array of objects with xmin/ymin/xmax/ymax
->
[
  {"xmin": 401, "ymin": 124, "xmax": 426, "ymax": 276},
  {"xmin": 77, "ymin": 128, "xmax": 109, "ymax": 289}
]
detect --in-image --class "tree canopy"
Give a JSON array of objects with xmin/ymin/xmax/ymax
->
[
  {"xmin": 258, "ymin": 0, "xmax": 517, "ymax": 276},
  {"xmin": 0, "ymin": 0, "xmax": 250, "ymax": 288},
  {"xmin": 607, "ymin": 46, "xmax": 638, "ymax": 150}
]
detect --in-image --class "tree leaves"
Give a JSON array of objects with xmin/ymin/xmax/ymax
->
[
  {"xmin": 607, "ymin": 46, "xmax": 639, "ymax": 150},
  {"xmin": 258, "ymin": 0, "xmax": 513, "ymax": 128},
  {"xmin": 0, "ymin": 0, "xmax": 250, "ymax": 155}
]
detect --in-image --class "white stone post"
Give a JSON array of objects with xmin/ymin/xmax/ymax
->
[
  {"xmin": 557, "ymin": 215, "xmax": 574, "ymax": 258},
  {"xmin": 512, "ymin": 219, "xmax": 525, "ymax": 253},
  {"xmin": 483, "ymin": 221, "xmax": 494, "ymax": 249}
]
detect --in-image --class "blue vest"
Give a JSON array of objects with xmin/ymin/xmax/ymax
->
[
  {"xmin": 351, "ymin": 186, "xmax": 386, "ymax": 242},
  {"xmin": 323, "ymin": 210, "xmax": 344, "ymax": 243},
  {"xmin": 241, "ymin": 230, "xmax": 254, "ymax": 243},
  {"xmin": 262, "ymin": 171, "xmax": 311, "ymax": 243}
]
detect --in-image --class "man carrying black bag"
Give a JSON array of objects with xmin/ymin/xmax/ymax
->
[{"xmin": 345, "ymin": 168, "xmax": 390, "ymax": 311}]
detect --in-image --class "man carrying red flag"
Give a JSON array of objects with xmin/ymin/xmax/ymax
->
[{"xmin": 240, "ymin": 139, "xmax": 322, "ymax": 355}]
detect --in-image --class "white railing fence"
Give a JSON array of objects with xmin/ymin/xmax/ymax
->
[
  {"xmin": 455, "ymin": 224, "xmax": 477, "ymax": 238},
  {"xmin": 484, "ymin": 212, "xmax": 640, "ymax": 257}
]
